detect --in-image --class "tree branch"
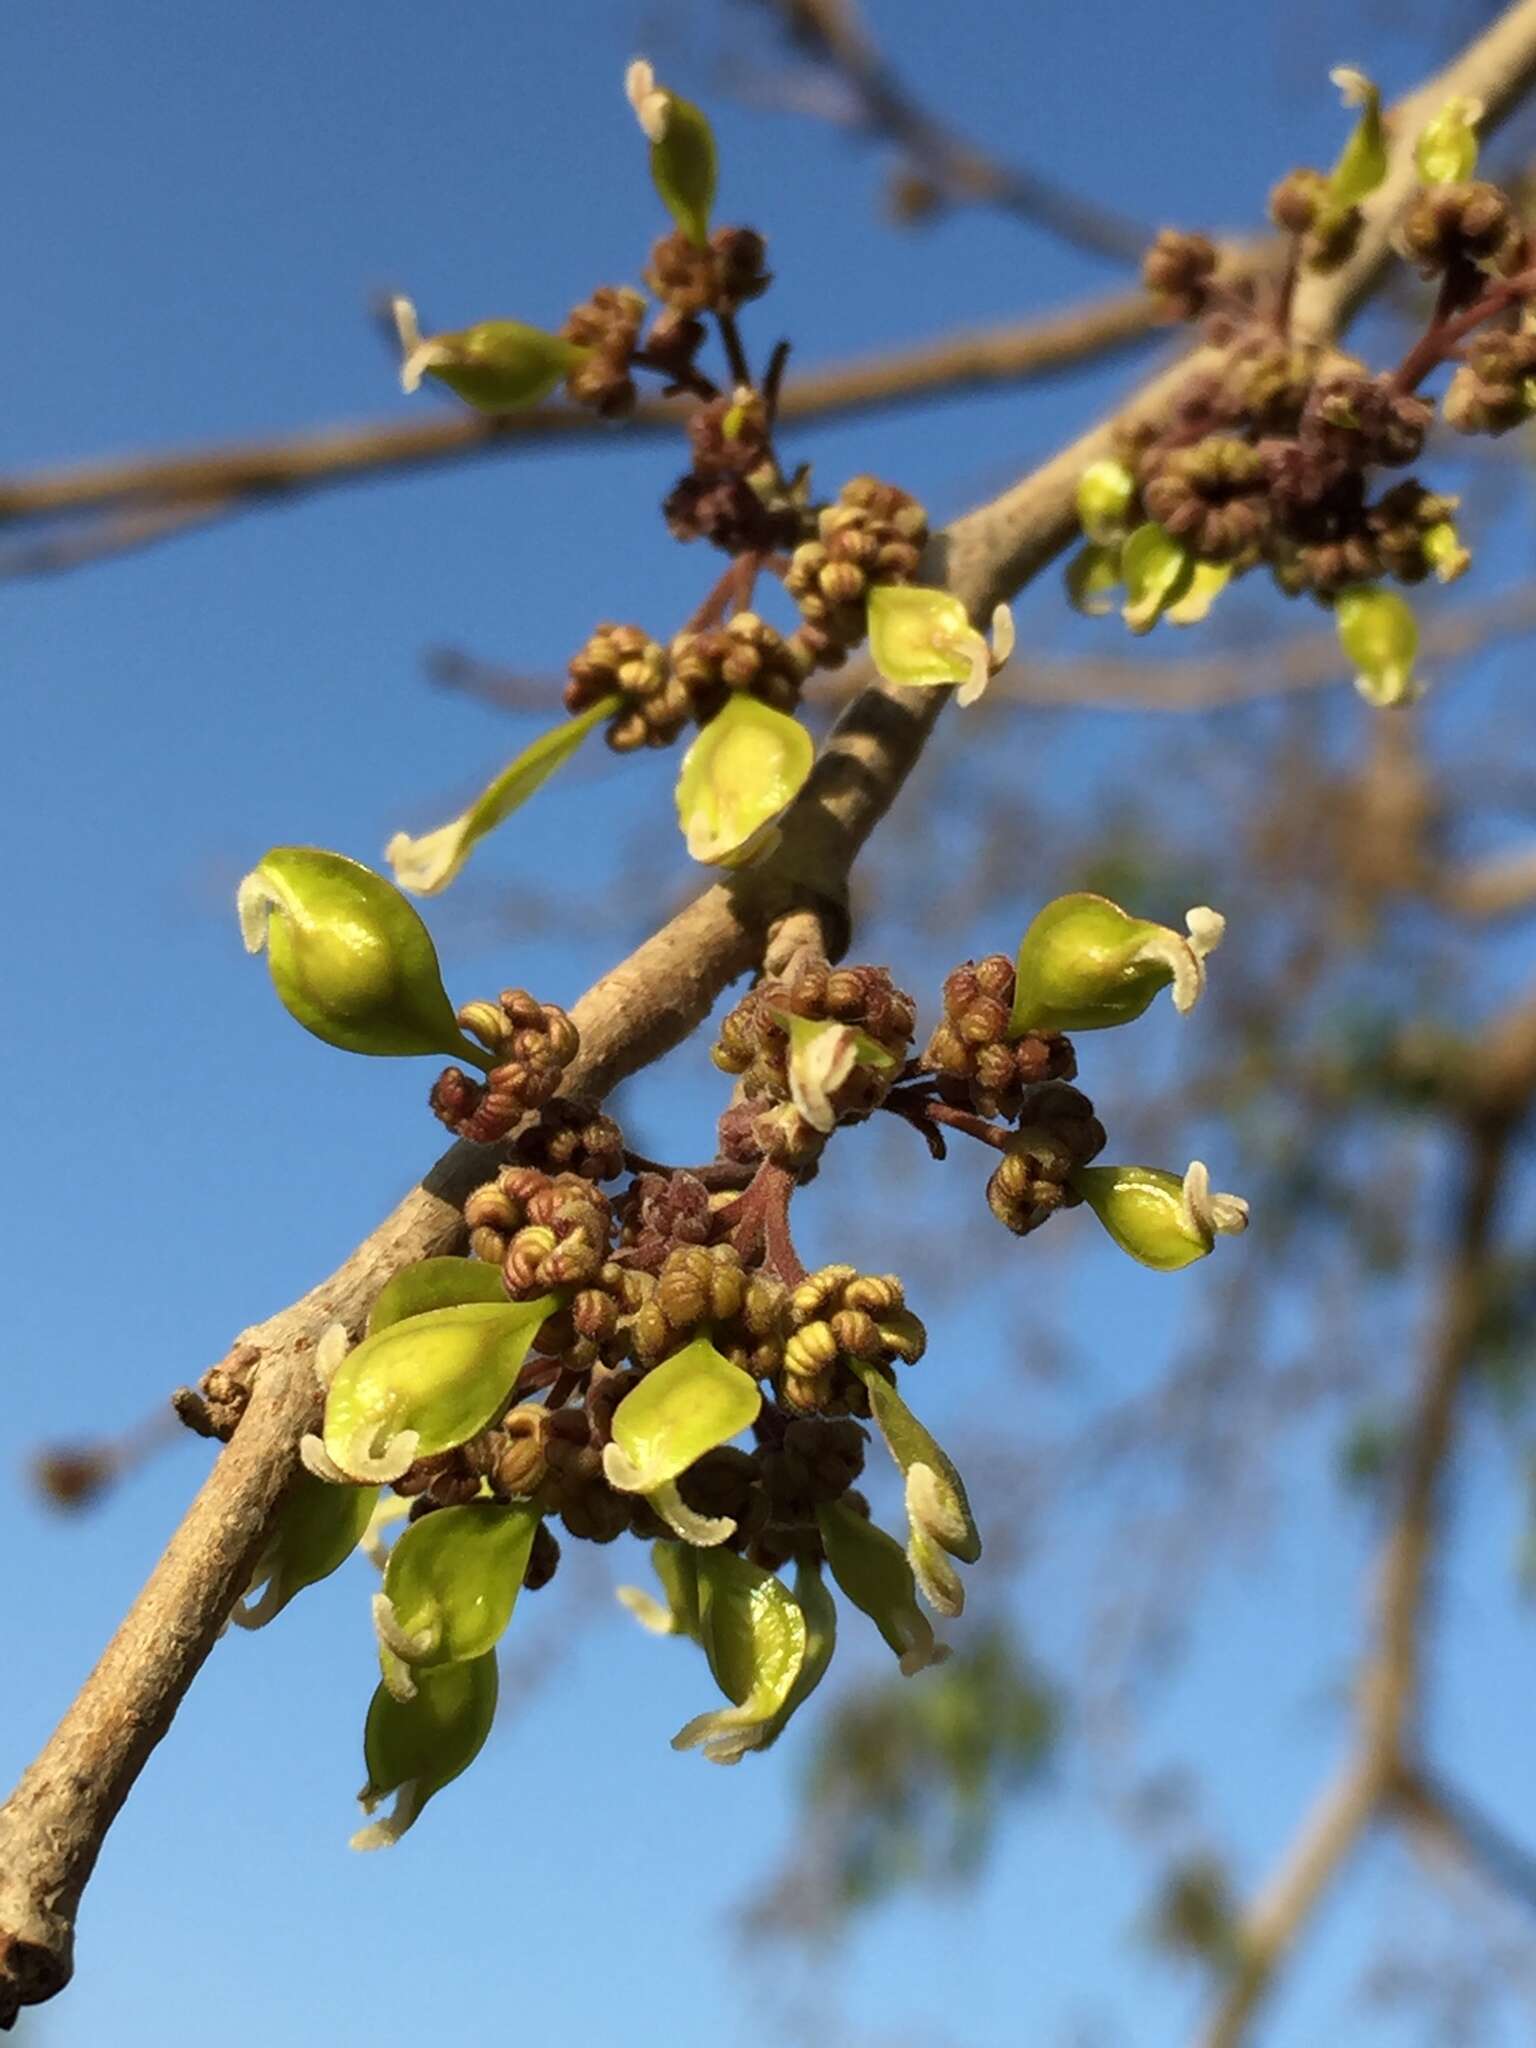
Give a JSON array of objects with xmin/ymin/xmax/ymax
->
[
  {"xmin": 0, "ymin": 292, "xmax": 1159, "ymax": 577},
  {"xmin": 1191, "ymin": 1067, "xmax": 1527, "ymax": 2048},
  {"xmin": 8, "ymin": 2, "xmax": 1536, "ymax": 2022},
  {"xmin": 749, "ymin": 0, "xmax": 1152, "ymax": 261}
]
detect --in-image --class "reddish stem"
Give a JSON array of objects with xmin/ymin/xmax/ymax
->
[{"xmin": 1391, "ymin": 261, "xmax": 1536, "ymax": 391}]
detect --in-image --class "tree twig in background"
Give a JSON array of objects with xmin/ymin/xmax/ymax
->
[
  {"xmin": 0, "ymin": 291, "xmax": 1160, "ymax": 580},
  {"xmin": 1192, "ymin": 1050, "xmax": 1530, "ymax": 2047},
  {"xmin": 7, "ymin": 2, "xmax": 1536, "ymax": 2022},
  {"xmin": 747, "ymin": 0, "xmax": 1153, "ymax": 260}
]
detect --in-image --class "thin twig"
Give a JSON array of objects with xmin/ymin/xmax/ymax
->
[
  {"xmin": 752, "ymin": 0, "xmax": 1152, "ymax": 262},
  {"xmin": 1191, "ymin": 1099, "xmax": 1520, "ymax": 2048}
]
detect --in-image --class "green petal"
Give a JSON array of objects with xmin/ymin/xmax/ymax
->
[
  {"xmin": 386, "ymin": 695, "xmax": 620, "ymax": 895},
  {"xmin": 232, "ymin": 1470, "xmax": 379, "ymax": 1629},
  {"xmin": 367, "ymin": 1257, "xmax": 510, "ymax": 1336},
  {"xmin": 1071, "ymin": 1164, "xmax": 1212, "ymax": 1271},
  {"xmin": 1335, "ymin": 585, "xmax": 1421, "ymax": 709},
  {"xmin": 628, "ymin": 62, "xmax": 718, "ymax": 247},
  {"xmin": 1163, "ymin": 559, "xmax": 1232, "ymax": 626},
  {"xmin": 1327, "ymin": 69, "xmax": 1388, "ymax": 209},
  {"xmin": 1415, "ymin": 96, "xmax": 1482, "ymax": 184},
  {"xmin": 1065, "ymin": 542, "xmax": 1122, "ymax": 617},
  {"xmin": 237, "ymin": 846, "xmax": 486, "ymax": 1063},
  {"xmin": 816, "ymin": 1500, "xmax": 949, "ymax": 1676},
  {"xmin": 671, "ymin": 1550, "xmax": 807, "ymax": 1764},
  {"xmin": 1121, "ymin": 523, "xmax": 1193, "ymax": 634},
  {"xmin": 848, "ymin": 1359, "xmax": 981, "ymax": 1608},
  {"xmin": 321, "ymin": 1298, "xmax": 556, "ymax": 1483},
  {"xmin": 1075, "ymin": 459, "xmax": 1136, "ymax": 544},
  {"xmin": 601, "ymin": 1338, "xmax": 762, "ymax": 1506},
  {"xmin": 867, "ymin": 584, "xmax": 982, "ymax": 689},
  {"xmin": 1009, "ymin": 891, "xmax": 1221, "ymax": 1037},
  {"xmin": 399, "ymin": 307, "xmax": 585, "ymax": 412},
  {"xmin": 674, "ymin": 696, "xmax": 814, "ymax": 866},
  {"xmin": 353, "ymin": 1651, "xmax": 499, "ymax": 1849},
  {"xmin": 377, "ymin": 1500, "xmax": 539, "ymax": 1680}
]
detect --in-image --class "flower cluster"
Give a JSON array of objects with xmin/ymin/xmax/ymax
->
[
  {"xmin": 232, "ymin": 841, "xmax": 1250, "ymax": 1850},
  {"xmin": 1074, "ymin": 73, "xmax": 1535, "ymax": 707},
  {"xmin": 378, "ymin": 61, "xmax": 1012, "ymax": 895}
]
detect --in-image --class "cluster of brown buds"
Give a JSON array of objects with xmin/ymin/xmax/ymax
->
[
  {"xmin": 1072, "ymin": 77, "xmax": 1536, "ymax": 708},
  {"xmin": 429, "ymin": 989, "xmax": 580, "ymax": 1144}
]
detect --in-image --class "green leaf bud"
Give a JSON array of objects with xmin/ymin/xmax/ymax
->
[
  {"xmin": 305, "ymin": 1298, "xmax": 556, "ymax": 1486},
  {"xmin": 1076, "ymin": 458, "xmax": 1137, "ymax": 544},
  {"xmin": 625, "ymin": 59, "xmax": 717, "ymax": 247},
  {"xmin": 1327, "ymin": 68, "xmax": 1388, "ymax": 209},
  {"xmin": 816, "ymin": 1498, "xmax": 950, "ymax": 1675},
  {"xmin": 601, "ymin": 1338, "xmax": 762, "ymax": 1544},
  {"xmin": 367, "ymin": 1256, "xmax": 510, "ymax": 1337},
  {"xmin": 352, "ymin": 1651, "xmax": 498, "ymax": 1850},
  {"xmin": 391, "ymin": 296, "xmax": 585, "ymax": 413},
  {"xmin": 674, "ymin": 695, "xmax": 814, "ymax": 866},
  {"xmin": 238, "ymin": 846, "xmax": 487, "ymax": 1063},
  {"xmin": 231, "ymin": 1470, "xmax": 378, "ymax": 1630},
  {"xmin": 1065, "ymin": 541, "xmax": 1122, "ymax": 616},
  {"xmin": 1009, "ymin": 890, "xmax": 1226, "ymax": 1037},
  {"xmin": 1121, "ymin": 522, "xmax": 1194, "ymax": 634},
  {"xmin": 373, "ymin": 1500, "xmax": 539, "ymax": 1697},
  {"xmin": 671, "ymin": 1549, "xmax": 808, "ymax": 1764},
  {"xmin": 1335, "ymin": 585, "xmax": 1422, "ymax": 708},
  {"xmin": 848, "ymin": 1360, "xmax": 980, "ymax": 1618},
  {"xmin": 1070, "ymin": 1160, "xmax": 1250, "ymax": 1272},
  {"xmin": 1415, "ymin": 95, "xmax": 1483, "ymax": 183},
  {"xmin": 386, "ymin": 695, "xmax": 621, "ymax": 895},
  {"xmin": 867, "ymin": 585, "xmax": 1014, "ymax": 706}
]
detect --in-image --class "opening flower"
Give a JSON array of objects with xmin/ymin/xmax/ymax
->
[{"xmin": 867, "ymin": 585, "xmax": 1014, "ymax": 707}]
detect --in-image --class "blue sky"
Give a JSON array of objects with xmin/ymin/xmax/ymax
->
[{"xmin": 6, "ymin": 3, "xmax": 1536, "ymax": 2044}]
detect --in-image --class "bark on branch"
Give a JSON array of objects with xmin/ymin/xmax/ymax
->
[{"xmin": 7, "ymin": 1, "xmax": 1536, "ymax": 2022}]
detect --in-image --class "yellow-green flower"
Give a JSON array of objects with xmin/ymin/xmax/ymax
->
[{"xmin": 867, "ymin": 585, "xmax": 1014, "ymax": 706}]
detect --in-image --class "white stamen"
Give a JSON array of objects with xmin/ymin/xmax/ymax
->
[
  {"xmin": 600, "ymin": 1441, "xmax": 647, "ymax": 1494},
  {"xmin": 905, "ymin": 1462, "xmax": 969, "ymax": 1552},
  {"xmin": 1185, "ymin": 905, "xmax": 1226, "ymax": 961},
  {"xmin": 908, "ymin": 1526, "xmax": 965, "ymax": 1619},
  {"xmin": 236, "ymin": 873, "xmax": 274, "ymax": 954},
  {"xmin": 299, "ymin": 1433, "xmax": 349, "ymax": 1484},
  {"xmin": 648, "ymin": 1477, "xmax": 735, "ymax": 1548},
  {"xmin": 1330, "ymin": 65, "xmax": 1372, "ymax": 106},
  {"xmin": 314, "ymin": 1321, "xmax": 350, "ymax": 1389},
  {"xmin": 786, "ymin": 1020, "xmax": 859, "ymax": 1134},
  {"xmin": 360, "ymin": 1494, "xmax": 411, "ymax": 1571},
  {"xmin": 385, "ymin": 821, "xmax": 466, "ymax": 897},
  {"xmin": 624, "ymin": 58, "xmax": 669, "ymax": 141},
  {"xmin": 229, "ymin": 1574, "xmax": 285, "ymax": 1631},
  {"xmin": 1131, "ymin": 930, "xmax": 1204, "ymax": 1015},
  {"xmin": 338, "ymin": 1422, "xmax": 420, "ymax": 1485},
  {"xmin": 1182, "ymin": 1160, "xmax": 1250, "ymax": 1241},
  {"xmin": 671, "ymin": 1705, "xmax": 763, "ymax": 1764},
  {"xmin": 898, "ymin": 1636, "xmax": 953, "ymax": 1678},
  {"xmin": 389, "ymin": 296, "xmax": 445, "ymax": 394},
  {"xmin": 372, "ymin": 1590, "xmax": 437, "ymax": 1665},
  {"xmin": 350, "ymin": 1778, "xmax": 424, "ymax": 1852},
  {"xmin": 616, "ymin": 1585, "xmax": 678, "ymax": 1635}
]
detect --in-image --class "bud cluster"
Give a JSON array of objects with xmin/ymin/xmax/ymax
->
[
  {"xmin": 430, "ymin": 990, "xmax": 580, "ymax": 1144},
  {"xmin": 713, "ymin": 959, "xmax": 918, "ymax": 1166},
  {"xmin": 921, "ymin": 954, "xmax": 1077, "ymax": 1118},
  {"xmin": 784, "ymin": 475, "xmax": 929, "ymax": 668}
]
